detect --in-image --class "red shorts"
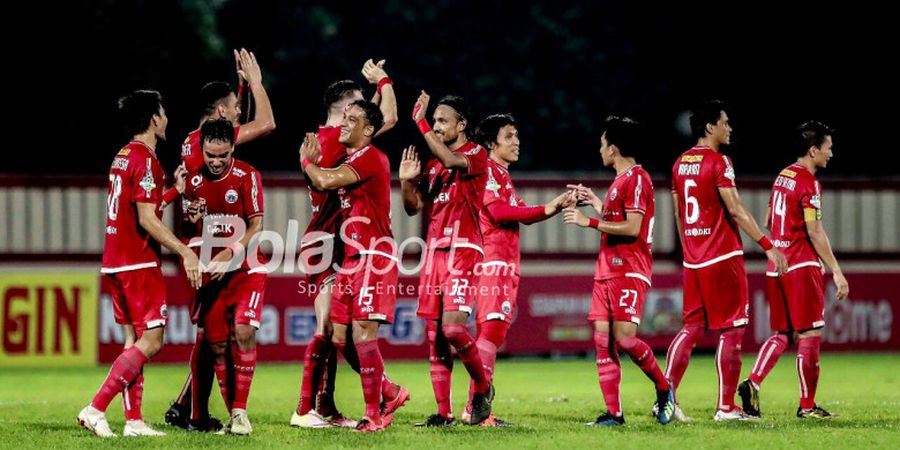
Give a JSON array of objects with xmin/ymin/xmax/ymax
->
[
  {"xmin": 301, "ymin": 234, "xmax": 343, "ymax": 295},
  {"xmin": 330, "ymin": 254, "xmax": 398, "ymax": 324},
  {"xmin": 417, "ymin": 248, "xmax": 482, "ymax": 320},
  {"xmin": 589, "ymin": 276, "xmax": 649, "ymax": 324},
  {"xmin": 475, "ymin": 262, "xmax": 519, "ymax": 324},
  {"xmin": 104, "ymin": 268, "xmax": 167, "ymax": 333},
  {"xmin": 767, "ymin": 266, "xmax": 825, "ymax": 332},
  {"xmin": 683, "ymin": 255, "xmax": 749, "ymax": 330},
  {"xmin": 201, "ymin": 270, "xmax": 267, "ymax": 343}
]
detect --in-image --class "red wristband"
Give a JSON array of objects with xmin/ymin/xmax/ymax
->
[
  {"xmin": 376, "ymin": 77, "xmax": 393, "ymax": 95},
  {"xmin": 416, "ymin": 118, "xmax": 432, "ymax": 135},
  {"xmin": 757, "ymin": 235, "xmax": 774, "ymax": 251},
  {"xmin": 588, "ymin": 217, "xmax": 601, "ymax": 229},
  {"xmin": 301, "ymin": 158, "xmax": 313, "ymax": 171},
  {"xmin": 162, "ymin": 187, "xmax": 179, "ymax": 205}
]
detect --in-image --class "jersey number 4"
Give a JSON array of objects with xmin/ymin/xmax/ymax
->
[{"xmin": 771, "ymin": 191, "xmax": 787, "ymax": 236}]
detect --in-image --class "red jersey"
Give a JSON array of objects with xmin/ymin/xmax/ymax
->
[
  {"xmin": 101, "ymin": 141, "xmax": 166, "ymax": 273},
  {"xmin": 480, "ymin": 159, "xmax": 524, "ymax": 269},
  {"xmin": 421, "ymin": 142, "xmax": 487, "ymax": 252},
  {"xmin": 304, "ymin": 126, "xmax": 345, "ymax": 239},
  {"xmin": 671, "ymin": 146, "xmax": 743, "ymax": 268},
  {"xmin": 181, "ymin": 125, "xmax": 241, "ymax": 174},
  {"xmin": 183, "ymin": 159, "xmax": 265, "ymax": 268},
  {"xmin": 767, "ymin": 163, "xmax": 822, "ymax": 273},
  {"xmin": 338, "ymin": 144, "xmax": 394, "ymax": 259},
  {"xmin": 595, "ymin": 165, "xmax": 655, "ymax": 286}
]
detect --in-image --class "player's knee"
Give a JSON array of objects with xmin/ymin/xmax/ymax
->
[
  {"xmin": 799, "ymin": 328, "xmax": 823, "ymax": 339},
  {"xmin": 235, "ymin": 326, "xmax": 256, "ymax": 349},
  {"xmin": 441, "ymin": 322, "xmax": 468, "ymax": 342},
  {"xmin": 209, "ymin": 341, "xmax": 228, "ymax": 356}
]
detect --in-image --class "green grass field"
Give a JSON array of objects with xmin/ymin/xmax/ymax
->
[{"xmin": 1, "ymin": 353, "xmax": 898, "ymax": 449}]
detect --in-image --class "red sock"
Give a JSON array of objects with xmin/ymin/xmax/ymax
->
[
  {"xmin": 467, "ymin": 320, "xmax": 507, "ymax": 408},
  {"xmin": 664, "ymin": 326, "xmax": 704, "ymax": 393},
  {"xmin": 298, "ymin": 334, "xmax": 329, "ymax": 415},
  {"xmin": 123, "ymin": 370, "xmax": 143, "ymax": 421},
  {"xmin": 232, "ymin": 346, "xmax": 257, "ymax": 411},
  {"xmin": 381, "ymin": 373, "xmax": 400, "ymax": 402},
  {"xmin": 594, "ymin": 331, "xmax": 622, "ymax": 416},
  {"xmin": 91, "ymin": 346, "xmax": 148, "ymax": 412},
  {"xmin": 355, "ymin": 339, "xmax": 385, "ymax": 420},
  {"xmin": 214, "ymin": 356, "xmax": 232, "ymax": 413},
  {"xmin": 716, "ymin": 327, "xmax": 745, "ymax": 412},
  {"xmin": 797, "ymin": 336, "xmax": 821, "ymax": 409},
  {"xmin": 427, "ymin": 321, "xmax": 454, "ymax": 418},
  {"xmin": 618, "ymin": 336, "xmax": 669, "ymax": 391},
  {"xmin": 443, "ymin": 323, "xmax": 490, "ymax": 393},
  {"xmin": 749, "ymin": 334, "xmax": 788, "ymax": 387},
  {"xmin": 179, "ymin": 330, "xmax": 203, "ymax": 410}
]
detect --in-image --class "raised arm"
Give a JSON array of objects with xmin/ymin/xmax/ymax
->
[
  {"xmin": 234, "ymin": 49, "xmax": 276, "ymax": 144},
  {"xmin": 412, "ymin": 91, "xmax": 468, "ymax": 169},
  {"xmin": 362, "ymin": 59, "xmax": 398, "ymax": 136},
  {"xmin": 399, "ymin": 145, "xmax": 424, "ymax": 216}
]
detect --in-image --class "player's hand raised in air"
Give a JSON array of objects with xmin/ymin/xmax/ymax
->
[
  {"xmin": 399, "ymin": 146, "xmax": 421, "ymax": 181},
  {"xmin": 235, "ymin": 48, "xmax": 262, "ymax": 85},
  {"xmin": 766, "ymin": 247, "xmax": 789, "ymax": 276},
  {"xmin": 412, "ymin": 91, "xmax": 430, "ymax": 122},
  {"xmin": 362, "ymin": 58, "xmax": 388, "ymax": 84},
  {"xmin": 562, "ymin": 206, "xmax": 592, "ymax": 228}
]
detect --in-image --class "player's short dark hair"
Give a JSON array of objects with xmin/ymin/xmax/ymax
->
[
  {"xmin": 118, "ymin": 90, "xmax": 163, "ymax": 137},
  {"xmin": 795, "ymin": 121, "xmax": 834, "ymax": 156},
  {"xmin": 475, "ymin": 114, "xmax": 517, "ymax": 148},
  {"xmin": 350, "ymin": 99, "xmax": 384, "ymax": 133},
  {"xmin": 200, "ymin": 118, "xmax": 235, "ymax": 148},
  {"xmin": 324, "ymin": 80, "xmax": 361, "ymax": 110},
  {"xmin": 600, "ymin": 116, "xmax": 642, "ymax": 158},
  {"xmin": 199, "ymin": 81, "xmax": 234, "ymax": 117},
  {"xmin": 437, "ymin": 95, "xmax": 474, "ymax": 131},
  {"xmin": 689, "ymin": 100, "xmax": 729, "ymax": 140}
]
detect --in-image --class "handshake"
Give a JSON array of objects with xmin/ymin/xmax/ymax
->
[{"xmin": 558, "ymin": 184, "xmax": 603, "ymax": 228}]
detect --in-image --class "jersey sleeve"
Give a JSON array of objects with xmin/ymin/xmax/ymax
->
[
  {"xmin": 343, "ymin": 148, "xmax": 377, "ymax": 182},
  {"xmin": 801, "ymin": 178, "xmax": 822, "ymax": 221},
  {"xmin": 131, "ymin": 154, "xmax": 162, "ymax": 205},
  {"xmin": 461, "ymin": 145, "xmax": 487, "ymax": 177},
  {"xmin": 243, "ymin": 169, "xmax": 265, "ymax": 220},
  {"xmin": 715, "ymin": 154, "xmax": 738, "ymax": 189},
  {"xmin": 624, "ymin": 172, "xmax": 651, "ymax": 215}
]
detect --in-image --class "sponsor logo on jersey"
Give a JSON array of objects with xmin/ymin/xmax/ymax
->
[
  {"xmin": 681, "ymin": 154, "xmax": 704, "ymax": 163},
  {"xmin": 810, "ymin": 194, "xmax": 821, "ymax": 209},
  {"xmin": 117, "ymin": 148, "xmax": 131, "ymax": 156},
  {"xmin": 233, "ymin": 167, "xmax": 247, "ymax": 177},
  {"xmin": 225, "ymin": 189, "xmax": 239, "ymax": 204},
  {"xmin": 501, "ymin": 301, "xmax": 512, "ymax": 315},
  {"xmin": 685, "ymin": 227, "xmax": 712, "ymax": 236},
  {"xmin": 453, "ymin": 297, "xmax": 466, "ymax": 304},
  {"xmin": 160, "ymin": 304, "xmax": 168, "ymax": 318},
  {"xmin": 724, "ymin": 166, "xmax": 736, "ymax": 181},
  {"xmin": 780, "ymin": 169, "xmax": 797, "ymax": 178},
  {"xmin": 436, "ymin": 192, "xmax": 451, "ymax": 203},
  {"xmin": 464, "ymin": 145, "xmax": 482, "ymax": 156},
  {"xmin": 612, "ymin": 257, "xmax": 623, "ymax": 266},
  {"xmin": 139, "ymin": 169, "xmax": 156, "ymax": 195},
  {"xmin": 181, "ymin": 143, "xmax": 191, "ymax": 157},
  {"xmin": 244, "ymin": 310, "xmax": 256, "ymax": 319},
  {"xmin": 111, "ymin": 157, "xmax": 129, "ymax": 171},
  {"xmin": 609, "ymin": 188, "xmax": 618, "ymax": 201},
  {"xmin": 106, "ymin": 226, "xmax": 117, "ymax": 235}
]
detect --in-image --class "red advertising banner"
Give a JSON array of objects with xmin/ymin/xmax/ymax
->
[{"xmin": 98, "ymin": 272, "xmax": 898, "ymax": 363}]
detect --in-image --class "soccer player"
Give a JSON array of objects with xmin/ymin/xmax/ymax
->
[
  {"xmin": 459, "ymin": 113, "xmax": 572, "ymax": 426},
  {"xmin": 300, "ymin": 100, "xmax": 398, "ymax": 432},
  {"xmin": 77, "ymin": 90, "xmax": 202, "ymax": 438},
  {"xmin": 165, "ymin": 48, "xmax": 276, "ymax": 432},
  {"xmin": 180, "ymin": 118, "xmax": 267, "ymax": 435},
  {"xmin": 665, "ymin": 100, "xmax": 787, "ymax": 421},
  {"xmin": 739, "ymin": 121, "xmax": 849, "ymax": 419},
  {"xmin": 292, "ymin": 59, "xmax": 407, "ymax": 429},
  {"xmin": 400, "ymin": 92, "xmax": 494, "ymax": 426},
  {"xmin": 562, "ymin": 116, "xmax": 676, "ymax": 426}
]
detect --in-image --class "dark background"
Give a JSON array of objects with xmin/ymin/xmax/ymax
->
[{"xmin": 10, "ymin": 0, "xmax": 896, "ymax": 177}]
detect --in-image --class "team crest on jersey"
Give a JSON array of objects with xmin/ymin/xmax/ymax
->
[
  {"xmin": 502, "ymin": 301, "xmax": 512, "ymax": 315},
  {"xmin": 609, "ymin": 188, "xmax": 618, "ymax": 201},
  {"xmin": 810, "ymin": 194, "xmax": 821, "ymax": 209},
  {"xmin": 225, "ymin": 189, "xmax": 239, "ymax": 204},
  {"xmin": 724, "ymin": 166, "xmax": 736, "ymax": 181},
  {"xmin": 139, "ymin": 172, "xmax": 156, "ymax": 194},
  {"xmin": 191, "ymin": 175, "xmax": 202, "ymax": 187},
  {"xmin": 160, "ymin": 304, "xmax": 168, "ymax": 318}
]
